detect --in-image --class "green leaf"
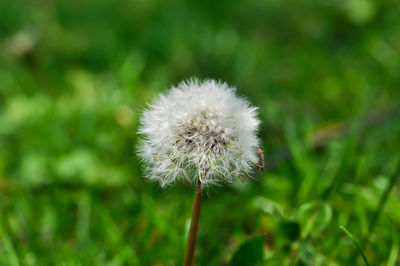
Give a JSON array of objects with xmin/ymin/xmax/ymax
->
[
  {"xmin": 252, "ymin": 197, "xmax": 283, "ymax": 221},
  {"xmin": 230, "ymin": 236, "xmax": 264, "ymax": 266},
  {"xmin": 298, "ymin": 201, "xmax": 332, "ymax": 238}
]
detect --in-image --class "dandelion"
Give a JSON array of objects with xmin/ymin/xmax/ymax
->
[
  {"xmin": 137, "ymin": 78, "xmax": 263, "ymax": 265},
  {"xmin": 138, "ymin": 79, "xmax": 261, "ymax": 186}
]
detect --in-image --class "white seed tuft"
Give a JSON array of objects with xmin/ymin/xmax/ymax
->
[{"xmin": 137, "ymin": 78, "xmax": 261, "ymax": 187}]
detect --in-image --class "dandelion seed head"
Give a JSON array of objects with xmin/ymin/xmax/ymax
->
[{"xmin": 137, "ymin": 78, "xmax": 261, "ymax": 187}]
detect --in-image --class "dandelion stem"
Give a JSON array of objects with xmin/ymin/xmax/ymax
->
[{"xmin": 183, "ymin": 179, "xmax": 203, "ymax": 266}]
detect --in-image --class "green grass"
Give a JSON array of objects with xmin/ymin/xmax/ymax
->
[
  {"xmin": 339, "ymin": 225, "xmax": 371, "ymax": 266},
  {"xmin": 1, "ymin": 0, "xmax": 400, "ymax": 265}
]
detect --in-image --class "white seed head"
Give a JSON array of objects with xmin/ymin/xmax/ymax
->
[{"xmin": 137, "ymin": 78, "xmax": 261, "ymax": 187}]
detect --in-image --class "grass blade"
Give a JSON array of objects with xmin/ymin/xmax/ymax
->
[
  {"xmin": 0, "ymin": 222, "xmax": 20, "ymax": 266},
  {"xmin": 339, "ymin": 225, "xmax": 371, "ymax": 266},
  {"xmin": 369, "ymin": 158, "xmax": 400, "ymax": 233}
]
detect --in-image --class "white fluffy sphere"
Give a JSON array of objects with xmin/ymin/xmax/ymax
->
[{"xmin": 137, "ymin": 79, "xmax": 261, "ymax": 187}]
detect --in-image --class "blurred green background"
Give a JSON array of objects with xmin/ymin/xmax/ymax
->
[{"xmin": 1, "ymin": 0, "xmax": 400, "ymax": 265}]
